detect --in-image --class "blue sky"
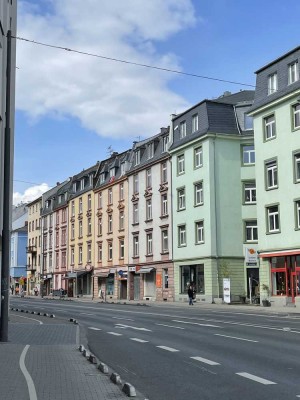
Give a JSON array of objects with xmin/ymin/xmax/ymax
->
[{"xmin": 13, "ymin": 0, "xmax": 300, "ymax": 203}]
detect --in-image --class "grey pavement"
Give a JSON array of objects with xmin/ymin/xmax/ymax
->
[{"xmin": 0, "ymin": 312, "xmax": 136, "ymax": 400}]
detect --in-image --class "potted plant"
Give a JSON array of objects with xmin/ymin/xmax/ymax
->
[{"xmin": 261, "ymin": 284, "xmax": 271, "ymax": 307}]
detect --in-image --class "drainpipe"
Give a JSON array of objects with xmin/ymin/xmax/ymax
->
[{"xmin": 213, "ymin": 135, "xmax": 220, "ymax": 300}]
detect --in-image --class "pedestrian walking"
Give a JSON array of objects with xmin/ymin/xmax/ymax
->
[{"xmin": 188, "ymin": 286, "xmax": 193, "ymax": 305}]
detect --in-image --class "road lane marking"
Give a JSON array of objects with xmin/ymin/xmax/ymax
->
[
  {"xmin": 190, "ymin": 356, "xmax": 220, "ymax": 366},
  {"xmin": 112, "ymin": 317, "xmax": 134, "ymax": 321},
  {"xmin": 156, "ymin": 346, "xmax": 179, "ymax": 352},
  {"xmin": 107, "ymin": 332, "xmax": 123, "ymax": 336},
  {"xmin": 115, "ymin": 323, "xmax": 152, "ymax": 332},
  {"xmin": 130, "ymin": 338, "xmax": 149, "ymax": 343},
  {"xmin": 236, "ymin": 372, "xmax": 276, "ymax": 385},
  {"xmin": 172, "ymin": 320, "xmax": 221, "ymax": 328},
  {"xmin": 80, "ymin": 313, "xmax": 94, "ymax": 316},
  {"xmin": 88, "ymin": 327, "xmax": 101, "ymax": 331},
  {"xmin": 156, "ymin": 323, "xmax": 185, "ymax": 330},
  {"xmin": 20, "ymin": 345, "xmax": 38, "ymax": 400},
  {"xmin": 13, "ymin": 314, "xmax": 43, "ymax": 325},
  {"xmin": 214, "ymin": 334, "xmax": 258, "ymax": 343}
]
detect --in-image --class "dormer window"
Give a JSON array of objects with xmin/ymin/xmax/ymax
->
[
  {"xmin": 89, "ymin": 174, "xmax": 93, "ymax": 186},
  {"xmin": 73, "ymin": 182, "xmax": 76, "ymax": 192},
  {"xmin": 58, "ymin": 195, "xmax": 62, "ymax": 204},
  {"xmin": 64, "ymin": 192, "xmax": 67, "ymax": 201},
  {"xmin": 268, "ymin": 72, "xmax": 278, "ymax": 95},
  {"xmin": 121, "ymin": 162, "xmax": 125, "ymax": 176},
  {"xmin": 46, "ymin": 200, "xmax": 50, "ymax": 209},
  {"xmin": 180, "ymin": 121, "xmax": 186, "ymax": 139},
  {"xmin": 289, "ymin": 61, "xmax": 299, "ymax": 85},
  {"xmin": 100, "ymin": 173, "xmax": 105, "ymax": 183},
  {"xmin": 109, "ymin": 168, "xmax": 115, "ymax": 178},
  {"xmin": 162, "ymin": 135, "xmax": 169, "ymax": 153},
  {"xmin": 192, "ymin": 114, "xmax": 198, "ymax": 133},
  {"xmin": 135, "ymin": 150, "xmax": 140, "ymax": 166},
  {"xmin": 148, "ymin": 142, "xmax": 154, "ymax": 159},
  {"xmin": 80, "ymin": 179, "xmax": 84, "ymax": 190}
]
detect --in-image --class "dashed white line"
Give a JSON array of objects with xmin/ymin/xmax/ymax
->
[
  {"xmin": 236, "ymin": 372, "xmax": 277, "ymax": 385},
  {"xmin": 112, "ymin": 317, "xmax": 134, "ymax": 321},
  {"xmin": 214, "ymin": 334, "xmax": 258, "ymax": 343},
  {"xmin": 172, "ymin": 320, "xmax": 221, "ymax": 328},
  {"xmin": 80, "ymin": 313, "xmax": 94, "ymax": 316},
  {"xmin": 107, "ymin": 332, "xmax": 123, "ymax": 336},
  {"xmin": 88, "ymin": 327, "xmax": 102, "ymax": 331},
  {"xmin": 115, "ymin": 323, "xmax": 152, "ymax": 332},
  {"xmin": 156, "ymin": 346, "xmax": 179, "ymax": 352},
  {"xmin": 130, "ymin": 338, "xmax": 149, "ymax": 343},
  {"xmin": 156, "ymin": 323, "xmax": 185, "ymax": 330},
  {"xmin": 190, "ymin": 356, "xmax": 220, "ymax": 366}
]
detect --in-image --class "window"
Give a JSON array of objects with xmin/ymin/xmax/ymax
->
[
  {"xmin": 80, "ymin": 179, "xmax": 84, "ymax": 190},
  {"xmin": 71, "ymin": 248, "xmax": 75, "ymax": 265},
  {"xmin": 244, "ymin": 114, "xmax": 253, "ymax": 130},
  {"xmin": 265, "ymin": 160, "xmax": 278, "ymax": 189},
  {"xmin": 79, "ymin": 198, "xmax": 83, "ymax": 213},
  {"xmin": 146, "ymin": 168, "xmax": 152, "ymax": 188},
  {"xmin": 87, "ymin": 243, "xmax": 92, "ymax": 262},
  {"xmin": 133, "ymin": 236, "xmax": 139, "ymax": 257},
  {"xmin": 108, "ymin": 188, "xmax": 113, "ymax": 204},
  {"xmin": 88, "ymin": 218, "xmax": 92, "ymax": 235},
  {"xmin": 194, "ymin": 182, "xmax": 203, "ymax": 206},
  {"xmin": 88, "ymin": 194, "xmax": 92, "ymax": 210},
  {"xmin": 289, "ymin": 61, "xmax": 299, "ymax": 84},
  {"xmin": 180, "ymin": 265, "xmax": 205, "ymax": 294},
  {"xmin": 62, "ymin": 209, "xmax": 66, "ymax": 223},
  {"xmin": 161, "ymin": 162, "xmax": 167, "ymax": 183},
  {"xmin": 146, "ymin": 233, "xmax": 153, "ymax": 255},
  {"xmin": 73, "ymin": 182, "xmax": 77, "ymax": 192},
  {"xmin": 267, "ymin": 205, "xmax": 280, "ymax": 233},
  {"xmin": 295, "ymin": 200, "xmax": 300, "ymax": 229},
  {"xmin": 294, "ymin": 153, "xmax": 300, "ymax": 182},
  {"xmin": 108, "ymin": 242, "xmax": 113, "ymax": 260},
  {"xmin": 98, "ymin": 243, "xmax": 102, "ymax": 262},
  {"xmin": 161, "ymin": 229, "xmax": 168, "ymax": 253},
  {"xmin": 100, "ymin": 173, "xmax": 105, "ymax": 183},
  {"xmin": 177, "ymin": 154, "xmax": 185, "ymax": 175},
  {"xmin": 108, "ymin": 214, "xmax": 113, "ymax": 233},
  {"xmin": 161, "ymin": 194, "xmax": 168, "ymax": 216},
  {"xmin": 244, "ymin": 182, "xmax": 256, "ymax": 204},
  {"xmin": 109, "ymin": 168, "xmax": 115, "ymax": 178},
  {"xmin": 58, "ymin": 195, "xmax": 62, "ymax": 204},
  {"xmin": 119, "ymin": 211, "xmax": 124, "ymax": 230},
  {"xmin": 134, "ymin": 150, "xmax": 140, "ymax": 166},
  {"xmin": 72, "ymin": 201, "xmax": 75, "ymax": 216},
  {"xmin": 245, "ymin": 220, "xmax": 258, "ymax": 242},
  {"xmin": 264, "ymin": 115, "xmax": 276, "ymax": 140},
  {"xmin": 55, "ymin": 253, "xmax": 58, "ymax": 269},
  {"xmin": 61, "ymin": 252, "xmax": 66, "ymax": 268},
  {"xmin": 192, "ymin": 114, "xmax": 198, "ymax": 133},
  {"xmin": 268, "ymin": 72, "xmax": 278, "ymax": 95},
  {"xmin": 133, "ymin": 203, "xmax": 139, "ymax": 224},
  {"xmin": 194, "ymin": 147, "xmax": 203, "ymax": 168},
  {"xmin": 178, "ymin": 188, "xmax": 186, "ymax": 210},
  {"xmin": 242, "ymin": 145, "xmax": 255, "ymax": 165},
  {"xmin": 146, "ymin": 199, "xmax": 152, "ymax": 220},
  {"xmin": 120, "ymin": 239, "xmax": 125, "ymax": 259},
  {"xmin": 79, "ymin": 220, "xmax": 83, "ymax": 237},
  {"xmin": 162, "ymin": 135, "xmax": 169, "ymax": 152},
  {"xmin": 178, "ymin": 225, "xmax": 186, "ymax": 247},
  {"xmin": 195, "ymin": 221, "xmax": 204, "ymax": 244},
  {"xmin": 133, "ymin": 174, "xmax": 139, "ymax": 194},
  {"xmin": 180, "ymin": 121, "xmax": 186, "ymax": 139},
  {"xmin": 121, "ymin": 162, "xmax": 126, "ymax": 176},
  {"xmin": 292, "ymin": 104, "xmax": 300, "ymax": 129},
  {"xmin": 119, "ymin": 183, "xmax": 124, "ymax": 200},
  {"xmin": 98, "ymin": 217, "xmax": 102, "ymax": 235},
  {"xmin": 89, "ymin": 174, "xmax": 93, "ymax": 186},
  {"xmin": 163, "ymin": 269, "xmax": 169, "ymax": 289},
  {"xmin": 79, "ymin": 246, "xmax": 83, "ymax": 264},
  {"xmin": 98, "ymin": 192, "xmax": 102, "ymax": 208},
  {"xmin": 62, "ymin": 229, "xmax": 66, "ymax": 245},
  {"xmin": 148, "ymin": 142, "xmax": 154, "ymax": 159}
]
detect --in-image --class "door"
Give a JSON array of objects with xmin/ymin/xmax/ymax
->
[
  {"xmin": 291, "ymin": 272, "xmax": 300, "ymax": 302},
  {"xmin": 134, "ymin": 275, "xmax": 140, "ymax": 300}
]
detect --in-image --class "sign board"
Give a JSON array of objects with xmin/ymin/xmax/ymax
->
[
  {"xmin": 156, "ymin": 273, "xmax": 162, "ymax": 288},
  {"xmin": 223, "ymin": 278, "xmax": 231, "ymax": 304},
  {"xmin": 128, "ymin": 266, "xmax": 136, "ymax": 272},
  {"xmin": 245, "ymin": 247, "xmax": 258, "ymax": 266}
]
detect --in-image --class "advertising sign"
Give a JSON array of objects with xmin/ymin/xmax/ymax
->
[
  {"xmin": 245, "ymin": 247, "xmax": 258, "ymax": 266},
  {"xmin": 223, "ymin": 278, "xmax": 231, "ymax": 304},
  {"xmin": 156, "ymin": 273, "xmax": 162, "ymax": 288}
]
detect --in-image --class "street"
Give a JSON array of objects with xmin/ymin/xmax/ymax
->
[{"xmin": 11, "ymin": 298, "xmax": 300, "ymax": 400}]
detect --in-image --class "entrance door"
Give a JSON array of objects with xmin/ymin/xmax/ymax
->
[
  {"xmin": 247, "ymin": 268, "xmax": 259, "ymax": 299},
  {"xmin": 134, "ymin": 275, "xmax": 140, "ymax": 300},
  {"xmin": 291, "ymin": 272, "xmax": 300, "ymax": 302}
]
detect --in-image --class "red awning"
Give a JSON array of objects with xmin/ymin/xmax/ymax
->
[{"xmin": 259, "ymin": 249, "xmax": 300, "ymax": 258}]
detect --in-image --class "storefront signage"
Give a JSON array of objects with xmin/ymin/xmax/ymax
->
[
  {"xmin": 223, "ymin": 278, "xmax": 231, "ymax": 304},
  {"xmin": 245, "ymin": 247, "xmax": 258, "ymax": 266},
  {"xmin": 156, "ymin": 273, "xmax": 162, "ymax": 288},
  {"xmin": 128, "ymin": 267, "xmax": 136, "ymax": 272}
]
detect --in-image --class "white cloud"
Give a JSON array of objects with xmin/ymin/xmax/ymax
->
[
  {"xmin": 16, "ymin": 0, "xmax": 196, "ymax": 138},
  {"xmin": 13, "ymin": 183, "xmax": 51, "ymax": 205}
]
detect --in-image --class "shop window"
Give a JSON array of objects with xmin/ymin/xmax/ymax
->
[{"xmin": 180, "ymin": 265, "xmax": 204, "ymax": 294}]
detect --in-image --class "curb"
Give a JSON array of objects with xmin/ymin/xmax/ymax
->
[{"xmin": 10, "ymin": 307, "xmax": 55, "ymax": 319}]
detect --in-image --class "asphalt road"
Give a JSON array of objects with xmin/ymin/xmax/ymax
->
[{"xmin": 11, "ymin": 298, "xmax": 300, "ymax": 400}]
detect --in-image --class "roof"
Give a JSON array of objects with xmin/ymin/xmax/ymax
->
[{"xmin": 255, "ymin": 45, "xmax": 300, "ymax": 74}]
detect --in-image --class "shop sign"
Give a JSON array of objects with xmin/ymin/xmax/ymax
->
[
  {"xmin": 223, "ymin": 278, "xmax": 230, "ymax": 304},
  {"xmin": 128, "ymin": 266, "xmax": 136, "ymax": 272},
  {"xmin": 156, "ymin": 273, "xmax": 162, "ymax": 288},
  {"xmin": 245, "ymin": 247, "xmax": 258, "ymax": 266}
]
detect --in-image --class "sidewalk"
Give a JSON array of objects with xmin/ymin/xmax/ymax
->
[{"xmin": 0, "ymin": 312, "xmax": 139, "ymax": 400}]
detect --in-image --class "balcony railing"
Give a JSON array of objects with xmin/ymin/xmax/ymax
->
[
  {"xmin": 26, "ymin": 264, "xmax": 37, "ymax": 272},
  {"xmin": 26, "ymin": 245, "xmax": 37, "ymax": 254}
]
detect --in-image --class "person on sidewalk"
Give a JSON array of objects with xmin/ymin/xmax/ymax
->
[{"xmin": 188, "ymin": 286, "xmax": 194, "ymax": 305}]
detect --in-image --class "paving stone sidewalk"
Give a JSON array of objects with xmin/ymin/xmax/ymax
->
[{"xmin": 0, "ymin": 313, "xmax": 133, "ymax": 400}]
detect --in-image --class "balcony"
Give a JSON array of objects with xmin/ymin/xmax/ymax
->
[
  {"xmin": 26, "ymin": 264, "xmax": 37, "ymax": 272},
  {"xmin": 26, "ymin": 245, "xmax": 37, "ymax": 254}
]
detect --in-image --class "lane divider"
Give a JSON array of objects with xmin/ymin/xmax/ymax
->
[{"xmin": 19, "ymin": 345, "xmax": 38, "ymax": 400}]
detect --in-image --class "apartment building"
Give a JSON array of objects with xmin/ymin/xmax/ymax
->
[
  {"xmin": 26, "ymin": 197, "xmax": 42, "ymax": 294},
  {"xmin": 248, "ymin": 46, "xmax": 300, "ymax": 306},
  {"xmin": 169, "ymin": 91, "xmax": 256, "ymax": 303},
  {"xmin": 127, "ymin": 129, "xmax": 174, "ymax": 301},
  {"xmin": 93, "ymin": 151, "xmax": 131, "ymax": 301}
]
